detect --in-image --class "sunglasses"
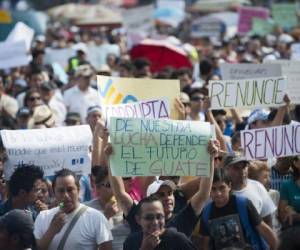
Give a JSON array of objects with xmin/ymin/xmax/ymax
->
[
  {"xmin": 191, "ymin": 96, "xmax": 205, "ymax": 102},
  {"xmin": 29, "ymin": 96, "xmax": 41, "ymax": 101},
  {"xmin": 99, "ymin": 182, "xmax": 111, "ymax": 188},
  {"xmin": 142, "ymin": 213, "xmax": 165, "ymax": 221}
]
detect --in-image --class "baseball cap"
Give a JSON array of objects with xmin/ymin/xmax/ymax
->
[
  {"xmin": 247, "ymin": 108, "xmax": 270, "ymax": 125},
  {"xmin": 146, "ymin": 180, "xmax": 176, "ymax": 197},
  {"xmin": 0, "ymin": 209, "xmax": 34, "ymax": 235},
  {"xmin": 75, "ymin": 64, "xmax": 94, "ymax": 77},
  {"xmin": 223, "ymin": 154, "xmax": 249, "ymax": 168},
  {"xmin": 87, "ymin": 105, "xmax": 102, "ymax": 115}
]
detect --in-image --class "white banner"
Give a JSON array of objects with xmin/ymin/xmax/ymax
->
[
  {"xmin": 1, "ymin": 125, "xmax": 93, "ymax": 180},
  {"xmin": 103, "ymin": 98, "xmax": 170, "ymax": 127},
  {"xmin": 241, "ymin": 124, "xmax": 300, "ymax": 160},
  {"xmin": 0, "ymin": 41, "xmax": 31, "ymax": 70},
  {"xmin": 220, "ymin": 63, "xmax": 282, "ymax": 80},
  {"xmin": 209, "ymin": 76, "xmax": 286, "ymax": 109},
  {"xmin": 265, "ymin": 60, "xmax": 300, "ymax": 104}
]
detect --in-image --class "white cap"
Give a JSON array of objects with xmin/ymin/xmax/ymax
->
[{"xmin": 146, "ymin": 180, "xmax": 176, "ymax": 197}]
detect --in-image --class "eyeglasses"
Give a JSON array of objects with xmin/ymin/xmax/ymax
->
[
  {"xmin": 191, "ymin": 96, "xmax": 205, "ymax": 102},
  {"xmin": 29, "ymin": 96, "xmax": 41, "ymax": 101},
  {"xmin": 99, "ymin": 182, "xmax": 111, "ymax": 188},
  {"xmin": 142, "ymin": 213, "xmax": 165, "ymax": 221}
]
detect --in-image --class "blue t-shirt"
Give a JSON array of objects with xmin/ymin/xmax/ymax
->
[{"xmin": 280, "ymin": 180, "xmax": 300, "ymax": 213}]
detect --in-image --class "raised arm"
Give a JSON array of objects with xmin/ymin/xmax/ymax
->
[
  {"xmin": 190, "ymin": 139, "xmax": 219, "ymax": 216},
  {"xmin": 269, "ymin": 94, "xmax": 290, "ymax": 127},
  {"xmin": 104, "ymin": 144, "xmax": 134, "ymax": 216}
]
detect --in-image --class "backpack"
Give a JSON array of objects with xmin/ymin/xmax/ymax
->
[{"xmin": 202, "ymin": 195, "xmax": 269, "ymax": 250}]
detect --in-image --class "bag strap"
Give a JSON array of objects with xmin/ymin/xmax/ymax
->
[{"xmin": 57, "ymin": 205, "xmax": 88, "ymax": 250}]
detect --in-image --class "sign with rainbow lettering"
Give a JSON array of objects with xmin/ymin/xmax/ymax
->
[{"xmin": 97, "ymin": 75, "xmax": 180, "ymax": 119}]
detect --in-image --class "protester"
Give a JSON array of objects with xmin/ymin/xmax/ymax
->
[
  {"xmin": 0, "ymin": 209, "xmax": 36, "ymax": 250},
  {"xmin": 123, "ymin": 196, "xmax": 197, "ymax": 250},
  {"xmin": 34, "ymin": 168, "xmax": 112, "ymax": 250},
  {"xmin": 0, "ymin": 164, "xmax": 44, "ymax": 218},
  {"xmin": 200, "ymin": 168, "xmax": 278, "ymax": 250}
]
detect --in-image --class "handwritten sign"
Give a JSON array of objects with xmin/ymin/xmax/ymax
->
[
  {"xmin": 97, "ymin": 75, "xmax": 180, "ymax": 119},
  {"xmin": 103, "ymin": 98, "xmax": 169, "ymax": 127},
  {"xmin": 109, "ymin": 118, "xmax": 212, "ymax": 177},
  {"xmin": 241, "ymin": 124, "xmax": 300, "ymax": 160},
  {"xmin": 272, "ymin": 3, "xmax": 298, "ymax": 29},
  {"xmin": 220, "ymin": 63, "xmax": 281, "ymax": 80},
  {"xmin": 209, "ymin": 76, "xmax": 286, "ymax": 109},
  {"xmin": 250, "ymin": 18, "xmax": 274, "ymax": 37},
  {"xmin": 238, "ymin": 6, "xmax": 269, "ymax": 34},
  {"xmin": 291, "ymin": 43, "xmax": 300, "ymax": 61},
  {"xmin": 265, "ymin": 60, "xmax": 300, "ymax": 104},
  {"xmin": 191, "ymin": 17, "xmax": 222, "ymax": 38},
  {"xmin": 0, "ymin": 40, "xmax": 31, "ymax": 70},
  {"xmin": 1, "ymin": 125, "xmax": 93, "ymax": 180}
]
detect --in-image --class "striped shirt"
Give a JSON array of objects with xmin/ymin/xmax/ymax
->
[{"xmin": 270, "ymin": 166, "xmax": 293, "ymax": 192}]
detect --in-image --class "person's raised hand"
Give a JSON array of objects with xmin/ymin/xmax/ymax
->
[
  {"xmin": 140, "ymin": 231, "xmax": 162, "ymax": 250},
  {"xmin": 104, "ymin": 143, "xmax": 114, "ymax": 157},
  {"xmin": 94, "ymin": 119, "xmax": 109, "ymax": 140},
  {"xmin": 207, "ymin": 139, "xmax": 220, "ymax": 157},
  {"xmin": 175, "ymin": 97, "xmax": 186, "ymax": 120},
  {"xmin": 203, "ymin": 96, "xmax": 211, "ymax": 111},
  {"xmin": 49, "ymin": 210, "xmax": 66, "ymax": 235},
  {"xmin": 283, "ymin": 94, "xmax": 290, "ymax": 106}
]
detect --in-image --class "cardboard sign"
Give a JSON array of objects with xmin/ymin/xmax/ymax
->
[
  {"xmin": 191, "ymin": 17, "xmax": 222, "ymax": 38},
  {"xmin": 238, "ymin": 6, "xmax": 269, "ymax": 34},
  {"xmin": 241, "ymin": 124, "xmax": 300, "ymax": 160},
  {"xmin": 209, "ymin": 76, "xmax": 286, "ymax": 109},
  {"xmin": 0, "ymin": 40, "xmax": 31, "ymax": 69},
  {"xmin": 5, "ymin": 22, "xmax": 34, "ymax": 51},
  {"xmin": 250, "ymin": 18, "xmax": 274, "ymax": 36},
  {"xmin": 291, "ymin": 43, "xmax": 300, "ymax": 60},
  {"xmin": 109, "ymin": 118, "xmax": 212, "ymax": 176},
  {"xmin": 97, "ymin": 75, "xmax": 180, "ymax": 119},
  {"xmin": 103, "ymin": 98, "xmax": 170, "ymax": 127},
  {"xmin": 220, "ymin": 63, "xmax": 281, "ymax": 80},
  {"xmin": 272, "ymin": 3, "xmax": 298, "ymax": 29},
  {"xmin": 1, "ymin": 126, "xmax": 93, "ymax": 180},
  {"xmin": 265, "ymin": 60, "xmax": 300, "ymax": 104}
]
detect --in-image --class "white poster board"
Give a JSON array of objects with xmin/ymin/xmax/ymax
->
[
  {"xmin": 241, "ymin": 124, "xmax": 300, "ymax": 160},
  {"xmin": 265, "ymin": 60, "xmax": 300, "ymax": 104},
  {"xmin": 209, "ymin": 76, "xmax": 286, "ymax": 109},
  {"xmin": 0, "ymin": 41, "xmax": 31, "ymax": 70},
  {"xmin": 220, "ymin": 63, "xmax": 282, "ymax": 80},
  {"xmin": 1, "ymin": 125, "xmax": 93, "ymax": 180}
]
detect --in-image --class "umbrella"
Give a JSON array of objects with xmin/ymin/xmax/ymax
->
[{"xmin": 130, "ymin": 39, "xmax": 193, "ymax": 73}]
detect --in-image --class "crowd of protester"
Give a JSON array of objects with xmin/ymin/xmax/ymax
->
[{"xmin": 1, "ymin": 1, "xmax": 300, "ymax": 250}]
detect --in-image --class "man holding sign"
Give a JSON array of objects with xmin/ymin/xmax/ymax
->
[{"xmin": 104, "ymin": 127, "xmax": 220, "ymax": 238}]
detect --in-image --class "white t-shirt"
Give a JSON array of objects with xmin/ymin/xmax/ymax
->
[
  {"xmin": 232, "ymin": 179, "xmax": 276, "ymax": 218},
  {"xmin": 63, "ymin": 85, "xmax": 100, "ymax": 123},
  {"xmin": 34, "ymin": 204, "xmax": 112, "ymax": 250}
]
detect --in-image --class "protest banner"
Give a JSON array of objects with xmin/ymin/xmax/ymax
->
[
  {"xmin": 209, "ymin": 76, "xmax": 286, "ymax": 109},
  {"xmin": 250, "ymin": 18, "xmax": 274, "ymax": 37},
  {"xmin": 265, "ymin": 60, "xmax": 300, "ymax": 104},
  {"xmin": 220, "ymin": 63, "xmax": 281, "ymax": 80},
  {"xmin": 0, "ymin": 40, "xmax": 30, "ymax": 69},
  {"xmin": 237, "ymin": 6, "xmax": 269, "ymax": 34},
  {"xmin": 191, "ymin": 17, "xmax": 222, "ymax": 38},
  {"xmin": 103, "ymin": 98, "xmax": 170, "ymax": 127},
  {"xmin": 241, "ymin": 124, "xmax": 300, "ymax": 160},
  {"xmin": 291, "ymin": 43, "xmax": 300, "ymax": 61},
  {"xmin": 272, "ymin": 3, "xmax": 297, "ymax": 29},
  {"xmin": 1, "ymin": 125, "xmax": 93, "ymax": 180},
  {"xmin": 109, "ymin": 117, "xmax": 212, "ymax": 177},
  {"xmin": 97, "ymin": 75, "xmax": 180, "ymax": 119},
  {"xmin": 5, "ymin": 22, "xmax": 34, "ymax": 51}
]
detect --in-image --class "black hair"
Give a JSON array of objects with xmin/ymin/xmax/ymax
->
[
  {"xmin": 213, "ymin": 168, "xmax": 231, "ymax": 185},
  {"xmin": 119, "ymin": 61, "xmax": 135, "ymax": 73},
  {"xmin": 199, "ymin": 59, "xmax": 213, "ymax": 76},
  {"xmin": 268, "ymin": 108, "xmax": 291, "ymax": 125},
  {"xmin": 291, "ymin": 156, "xmax": 300, "ymax": 181},
  {"xmin": 93, "ymin": 167, "xmax": 108, "ymax": 184},
  {"xmin": 136, "ymin": 196, "xmax": 162, "ymax": 216},
  {"xmin": 177, "ymin": 67, "xmax": 193, "ymax": 78},
  {"xmin": 9, "ymin": 164, "xmax": 44, "ymax": 197},
  {"xmin": 133, "ymin": 58, "xmax": 150, "ymax": 71},
  {"xmin": 52, "ymin": 168, "xmax": 80, "ymax": 190}
]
